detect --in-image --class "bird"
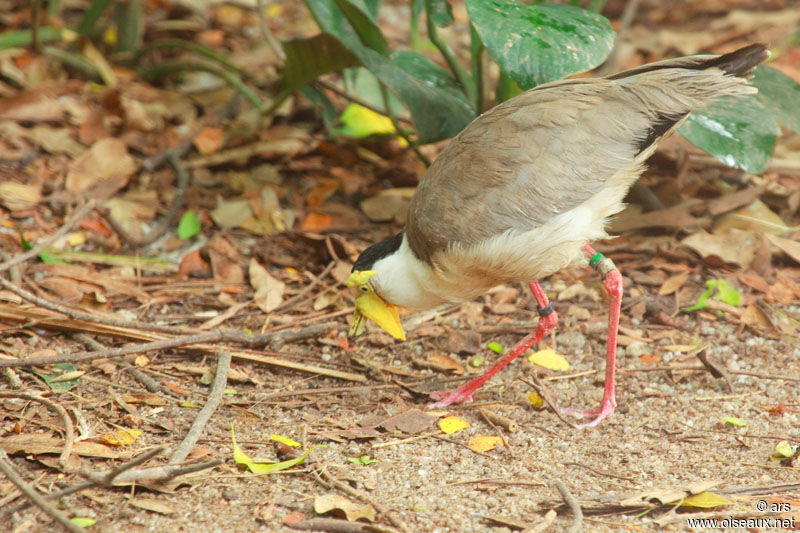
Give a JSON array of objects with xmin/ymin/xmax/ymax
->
[{"xmin": 345, "ymin": 44, "xmax": 769, "ymax": 428}]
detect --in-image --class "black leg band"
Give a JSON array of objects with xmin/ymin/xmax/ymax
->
[{"xmin": 537, "ymin": 302, "xmax": 555, "ymax": 317}]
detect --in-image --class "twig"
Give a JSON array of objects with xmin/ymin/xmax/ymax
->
[
  {"xmin": 0, "ymin": 392, "xmax": 74, "ymax": 470},
  {"xmin": 563, "ymin": 461, "xmax": 635, "ymax": 482},
  {"xmin": 479, "ymin": 408, "xmax": 518, "ymax": 433},
  {"xmin": 255, "ymin": 0, "xmax": 285, "ymax": 61},
  {"xmin": 0, "ymin": 274, "xmax": 194, "ymax": 335},
  {"xmin": 523, "ymin": 509, "xmax": 557, "ymax": 533},
  {"xmin": 170, "ymin": 350, "xmax": 231, "ymax": 464},
  {"xmin": 2, "ymin": 446, "xmax": 167, "ymax": 516},
  {"xmin": 313, "ymin": 467, "xmax": 411, "ymax": 533},
  {"xmin": 0, "ymin": 451, "xmax": 84, "ymax": 533},
  {"xmin": 518, "ymin": 376, "xmax": 577, "ymax": 428},
  {"xmin": 105, "ymin": 152, "xmax": 188, "ymax": 247},
  {"xmin": 379, "ymin": 84, "xmax": 430, "ymax": 167},
  {"xmin": 595, "ymin": 0, "xmax": 640, "ymax": 76},
  {"xmin": 286, "ymin": 518, "xmax": 393, "ymax": 532},
  {"xmin": 315, "ymin": 80, "xmax": 413, "ymax": 125},
  {"xmin": 100, "ymin": 459, "xmax": 223, "ymax": 485},
  {"xmin": 273, "ymin": 261, "xmax": 336, "ymax": 313},
  {"xmin": 555, "ymin": 480, "xmax": 583, "ymax": 533},
  {"xmin": 0, "ymin": 200, "xmax": 95, "ymax": 274}
]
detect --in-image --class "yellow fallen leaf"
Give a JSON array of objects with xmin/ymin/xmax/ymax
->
[
  {"xmin": 98, "ymin": 428, "xmax": 141, "ymax": 446},
  {"xmin": 314, "ymin": 494, "xmax": 376, "ymax": 522},
  {"xmin": 270, "ymin": 434, "xmax": 301, "ymax": 447},
  {"xmin": 468, "ymin": 436, "xmax": 504, "ymax": 452},
  {"xmin": 676, "ymin": 491, "xmax": 733, "ymax": 508},
  {"xmin": 528, "ymin": 392, "xmax": 544, "ymax": 408},
  {"xmin": 528, "ymin": 348, "xmax": 569, "ymax": 371},
  {"xmin": 231, "ymin": 424, "xmax": 321, "ymax": 474},
  {"xmin": 439, "ymin": 416, "xmax": 470, "ymax": 434}
]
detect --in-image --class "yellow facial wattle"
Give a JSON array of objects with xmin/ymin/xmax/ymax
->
[{"xmin": 346, "ymin": 270, "xmax": 406, "ymax": 341}]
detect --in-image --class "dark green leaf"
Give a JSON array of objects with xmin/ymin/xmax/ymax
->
[
  {"xmin": 304, "ymin": 0, "xmax": 474, "ymax": 143},
  {"xmin": 390, "ymin": 50, "xmax": 466, "ymax": 104},
  {"xmin": 751, "ymin": 65, "xmax": 800, "ymax": 133},
  {"xmin": 282, "ymin": 33, "xmax": 361, "ymax": 93},
  {"xmin": 77, "ymin": 0, "xmax": 113, "ymax": 36},
  {"xmin": 426, "ymin": 0, "xmax": 454, "ymax": 27},
  {"xmin": 177, "ymin": 210, "xmax": 201, "ymax": 240},
  {"xmin": 333, "ymin": 0, "xmax": 388, "ymax": 54},
  {"xmin": 300, "ymin": 85, "xmax": 340, "ymax": 128},
  {"xmin": 679, "ymin": 94, "xmax": 780, "ymax": 174},
  {"xmin": 33, "ymin": 363, "xmax": 81, "ymax": 393},
  {"xmin": 466, "ymin": 0, "xmax": 615, "ymax": 89}
]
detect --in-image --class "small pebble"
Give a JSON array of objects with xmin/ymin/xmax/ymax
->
[
  {"xmin": 626, "ymin": 341, "xmax": 649, "ymax": 357},
  {"xmin": 557, "ymin": 331, "xmax": 586, "ymax": 351}
]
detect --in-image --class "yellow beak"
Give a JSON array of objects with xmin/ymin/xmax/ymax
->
[{"xmin": 350, "ymin": 291, "xmax": 406, "ymax": 341}]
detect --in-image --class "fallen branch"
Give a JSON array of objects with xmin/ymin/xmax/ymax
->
[
  {"xmin": 0, "ymin": 450, "xmax": 83, "ymax": 533},
  {"xmin": 169, "ymin": 350, "xmax": 231, "ymax": 465},
  {"xmin": 555, "ymin": 480, "xmax": 583, "ymax": 533},
  {"xmin": 0, "ymin": 200, "xmax": 95, "ymax": 274},
  {"xmin": 0, "ymin": 391, "xmax": 74, "ymax": 470}
]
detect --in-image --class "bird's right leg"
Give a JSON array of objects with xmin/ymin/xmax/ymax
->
[{"xmin": 428, "ymin": 280, "xmax": 558, "ymax": 408}]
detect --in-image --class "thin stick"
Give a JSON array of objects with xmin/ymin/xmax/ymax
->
[
  {"xmin": 170, "ymin": 350, "xmax": 231, "ymax": 464},
  {"xmin": 105, "ymin": 152, "xmax": 188, "ymax": 247},
  {"xmin": 255, "ymin": 0, "xmax": 285, "ymax": 61},
  {"xmin": 0, "ymin": 275, "xmax": 193, "ymax": 335},
  {"xmin": 0, "ymin": 451, "xmax": 84, "ymax": 533},
  {"xmin": 555, "ymin": 480, "xmax": 583, "ymax": 533},
  {"xmin": 274, "ymin": 261, "xmax": 335, "ymax": 312},
  {"xmin": 0, "ymin": 392, "xmax": 74, "ymax": 470},
  {"xmin": 0, "ymin": 200, "xmax": 95, "ymax": 274}
]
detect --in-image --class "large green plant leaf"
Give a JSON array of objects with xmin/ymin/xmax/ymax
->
[
  {"xmin": 679, "ymin": 94, "xmax": 780, "ymax": 174},
  {"xmin": 304, "ymin": 0, "xmax": 475, "ymax": 143},
  {"xmin": 466, "ymin": 0, "xmax": 614, "ymax": 89},
  {"xmin": 751, "ymin": 65, "xmax": 800, "ymax": 133},
  {"xmin": 426, "ymin": 0, "xmax": 454, "ymax": 27},
  {"xmin": 282, "ymin": 33, "xmax": 360, "ymax": 93},
  {"xmin": 390, "ymin": 50, "xmax": 467, "ymax": 105},
  {"xmin": 334, "ymin": 0, "xmax": 388, "ymax": 54}
]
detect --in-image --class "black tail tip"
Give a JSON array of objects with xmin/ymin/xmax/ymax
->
[{"xmin": 714, "ymin": 43, "xmax": 770, "ymax": 76}]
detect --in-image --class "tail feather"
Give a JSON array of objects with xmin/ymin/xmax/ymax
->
[{"xmin": 607, "ymin": 44, "xmax": 769, "ymax": 80}]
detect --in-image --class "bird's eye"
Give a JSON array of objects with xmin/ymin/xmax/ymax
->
[{"xmin": 360, "ymin": 285, "xmax": 369, "ymax": 293}]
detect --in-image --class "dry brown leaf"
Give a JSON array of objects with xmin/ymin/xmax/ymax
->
[
  {"xmin": 714, "ymin": 200, "xmax": 789, "ymax": 235},
  {"xmin": 766, "ymin": 234, "xmax": 800, "ymax": 265},
  {"xmin": 65, "ymin": 138, "xmax": 137, "ymax": 198},
  {"xmin": 360, "ymin": 188, "xmax": 414, "ymax": 223},
  {"xmin": 194, "ymin": 126, "xmax": 224, "ymax": 154},
  {"xmin": 249, "ymin": 258, "xmax": 285, "ymax": 313},
  {"xmin": 120, "ymin": 393, "xmax": 167, "ymax": 406},
  {"xmin": 739, "ymin": 304, "xmax": 775, "ymax": 334},
  {"xmin": 658, "ymin": 271, "xmax": 690, "ymax": 296},
  {"xmin": 314, "ymin": 494, "xmax": 376, "ymax": 522},
  {"xmin": 426, "ymin": 354, "xmax": 466, "ymax": 375},
  {"xmin": 0, "ymin": 434, "xmax": 122, "ymax": 458},
  {"xmin": 681, "ymin": 228, "xmax": 759, "ymax": 267},
  {"xmin": 313, "ymin": 287, "xmax": 343, "ymax": 311},
  {"xmin": 129, "ymin": 498, "xmax": 176, "ymax": 515},
  {"xmin": 211, "ymin": 196, "xmax": 253, "ymax": 230},
  {"xmin": 739, "ymin": 271, "xmax": 770, "ymax": 293},
  {"xmin": 0, "ymin": 182, "xmax": 41, "ymax": 210}
]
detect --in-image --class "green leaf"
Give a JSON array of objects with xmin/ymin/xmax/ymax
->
[
  {"xmin": 177, "ymin": 210, "xmax": 200, "ymax": 240},
  {"xmin": 71, "ymin": 517, "xmax": 97, "ymax": 528},
  {"xmin": 18, "ymin": 229, "xmax": 67, "ymax": 264},
  {"xmin": 466, "ymin": 0, "xmax": 615, "ymax": 89},
  {"xmin": 486, "ymin": 341, "xmax": 504, "ymax": 354},
  {"xmin": 751, "ymin": 65, "xmax": 800, "ymax": 133},
  {"xmin": 334, "ymin": 0, "xmax": 388, "ymax": 54},
  {"xmin": 33, "ymin": 363, "xmax": 81, "ymax": 393},
  {"xmin": 681, "ymin": 279, "xmax": 741, "ymax": 312},
  {"xmin": 679, "ymin": 94, "xmax": 780, "ymax": 174},
  {"xmin": 304, "ymin": 0, "xmax": 474, "ymax": 143},
  {"xmin": 722, "ymin": 416, "xmax": 746, "ymax": 427},
  {"xmin": 301, "ymin": 85, "xmax": 340, "ymax": 128},
  {"xmin": 282, "ymin": 33, "xmax": 361, "ymax": 94},
  {"xmin": 426, "ymin": 0, "xmax": 454, "ymax": 27},
  {"xmin": 347, "ymin": 455, "xmax": 378, "ymax": 465}
]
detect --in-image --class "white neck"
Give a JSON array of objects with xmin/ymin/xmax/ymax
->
[{"xmin": 370, "ymin": 235, "xmax": 450, "ymax": 309}]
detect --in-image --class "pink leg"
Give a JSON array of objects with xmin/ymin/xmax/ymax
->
[
  {"xmin": 560, "ymin": 243, "xmax": 622, "ymax": 428},
  {"xmin": 428, "ymin": 280, "xmax": 558, "ymax": 408}
]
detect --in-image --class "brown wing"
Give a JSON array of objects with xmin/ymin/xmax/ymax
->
[{"xmin": 406, "ymin": 46, "xmax": 767, "ymax": 265}]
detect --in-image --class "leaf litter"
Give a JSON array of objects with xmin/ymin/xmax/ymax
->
[{"xmin": 0, "ymin": 1, "xmax": 799, "ymax": 532}]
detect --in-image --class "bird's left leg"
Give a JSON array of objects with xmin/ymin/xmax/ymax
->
[
  {"xmin": 428, "ymin": 280, "xmax": 558, "ymax": 408},
  {"xmin": 560, "ymin": 243, "xmax": 621, "ymax": 428}
]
